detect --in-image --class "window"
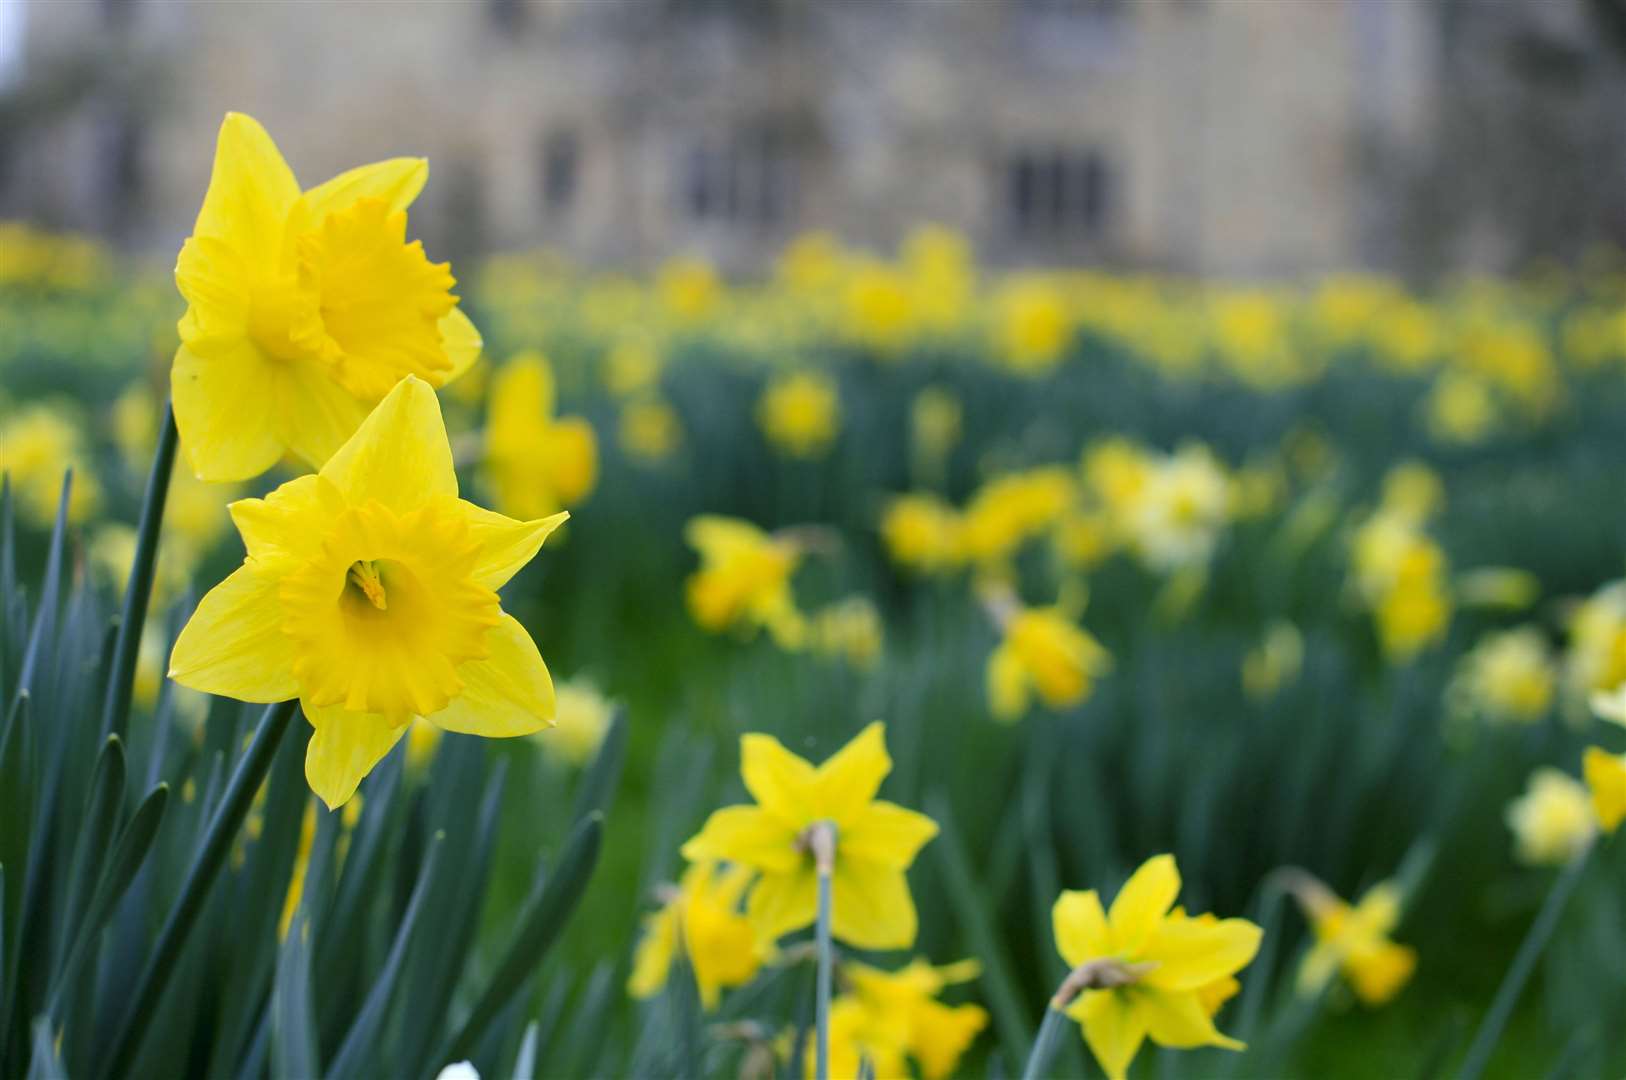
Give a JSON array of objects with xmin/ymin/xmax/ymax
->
[
  {"xmin": 678, "ymin": 127, "xmax": 792, "ymax": 228},
  {"xmin": 1006, "ymin": 147, "xmax": 1110, "ymax": 240},
  {"xmin": 541, "ymin": 131, "xmax": 579, "ymax": 215}
]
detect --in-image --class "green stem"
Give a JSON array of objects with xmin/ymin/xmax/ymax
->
[
  {"xmin": 811, "ymin": 821, "xmax": 836, "ymax": 1080},
  {"xmin": 102, "ymin": 404, "xmax": 178, "ymax": 742},
  {"xmin": 1021, "ymin": 1006, "xmax": 1069, "ymax": 1080},
  {"xmin": 96, "ymin": 699, "xmax": 297, "ymax": 1080},
  {"xmin": 1458, "ymin": 845, "xmax": 1592, "ymax": 1080}
]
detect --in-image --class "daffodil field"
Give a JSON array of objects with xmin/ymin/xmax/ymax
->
[{"xmin": 4, "ymin": 116, "xmax": 1626, "ymax": 1079}]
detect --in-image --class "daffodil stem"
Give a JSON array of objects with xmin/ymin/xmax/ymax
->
[
  {"xmin": 1458, "ymin": 843, "xmax": 1592, "ymax": 1080},
  {"xmin": 1020, "ymin": 1006, "xmax": 1069, "ymax": 1080},
  {"xmin": 97, "ymin": 699, "xmax": 297, "ymax": 1080},
  {"xmin": 811, "ymin": 821, "xmax": 837, "ymax": 1080},
  {"xmin": 101, "ymin": 403, "xmax": 178, "ymax": 742}
]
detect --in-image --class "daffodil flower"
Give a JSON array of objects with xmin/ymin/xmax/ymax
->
[
  {"xmin": 985, "ymin": 600, "xmax": 1111, "ymax": 722},
  {"xmin": 681, "ymin": 723, "xmax": 937, "ymax": 950},
  {"xmin": 757, "ymin": 370, "xmax": 841, "ymax": 459},
  {"xmin": 483, "ymin": 351, "xmax": 599, "ymax": 519},
  {"xmin": 1050, "ymin": 854, "xmax": 1262, "ymax": 1080},
  {"xmin": 628, "ymin": 862, "xmax": 770, "ymax": 1010},
  {"xmin": 168, "ymin": 376, "xmax": 566, "ymax": 809},
  {"xmin": 1291, "ymin": 876, "xmax": 1417, "ymax": 1006},
  {"xmin": 1582, "ymin": 747, "xmax": 1626, "ymax": 834},
  {"xmin": 816, "ymin": 958, "xmax": 986, "ymax": 1080},
  {"xmin": 684, "ymin": 515, "xmax": 807, "ymax": 648},
  {"xmin": 172, "ymin": 113, "xmax": 481, "ymax": 481}
]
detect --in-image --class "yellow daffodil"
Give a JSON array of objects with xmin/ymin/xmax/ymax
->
[
  {"xmin": 1506, "ymin": 768, "xmax": 1596, "ymax": 865},
  {"xmin": 807, "ymin": 958, "xmax": 986, "ymax": 1079},
  {"xmin": 1292, "ymin": 877, "xmax": 1416, "ymax": 1006},
  {"xmin": 168, "ymin": 376, "xmax": 567, "ymax": 809},
  {"xmin": 959, "ymin": 467, "xmax": 1076, "ymax": 567},
  {"xmin": 658, "ymin": 257, "xmax": 721, "ymax": 324},
  {"xmin": 618, "ymin": 397, "xmax": 683, "ymax": 463},
  {"xmin": 628, "ymin": 862, "xmax": 770, "ymax": 1010},
  {"xmin": 809, "ymin": 596, "xmax": 885, "ymax": 670},
  {"xmin": 994, "ymin": 277, "xmax": 1072, "ymax": 374},
  {"xmin": 538, "ymin": 678, "xmax": 615, "ymax": 767},
  {"xmin": 172, "ymin": 113, "xmax": 480, "ymax": 480},
  {"xmin": 986, "ymin": 602, "xmax": 1111, "ymax": 722},
  {"xmin": 1565, "ymin": 581, "xmax": 1626, "ymax": 717},
  {"xmin": 1, "ymin": 400, "xmax": 100, "ymax": 526},
  {"xmin": 681, "ymin": 723, "xmax": 937, "ymax": 950},
  {"xmin": 1050, "ymin": 854, "xmax": 1262, "ymax": 1080},
  {"xmin": 684, "ymin": 515, "xmax": 806, "ymax": 648},
  {"xmin": 1448, "ymin": 627, "xmax": 1555, "ymax": 726},
  {"xmin": 880, "ymin": 494, "xmax": 963, "ymax": 575},
  {"xmin": 757, "ymin": 370, "xmax": 840, "ymax": 459},
  {"xmin": 1582, "ymin": 747, "xmax": 1626, "ymax": 834},
  {"xmin": 483, "ymin": 351, "xmax": 599, "ymax": 519}
]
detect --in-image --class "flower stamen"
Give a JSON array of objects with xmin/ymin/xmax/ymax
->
[{"xmin": 347, "ymin": 559, "xmax": 388, "ymax": 611}]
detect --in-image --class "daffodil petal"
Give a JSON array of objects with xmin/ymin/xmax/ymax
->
[
  {"xmin": 461, "ymin": 502, "xmax": 569, "ymax": 590},
  {"xmin": 427, "ymin": 614, "xmax": 553, "ymax": 737},
  {"xmin": 168, "ymin": 564, "xmax": 298, "ymax": 701},
  {"xmin": 1068, "ymin": 990, "xmax": 1147, "ymax": 1080},
  {"xmin": 320, "ymin": 374, "xmax": 456, "ymax": 510},
  {"xmin": 275, "ymin": 355, "xmax": 371, "ymax": 471},
  {"xmin": 439, "ymin": 306, "xmax": 483, "ymax": 386},
  {"xmin": 627, "ymin": 905, "xmax": 680, "ymax": 999},
  {"xmin": 740, "ymin": 732, "xmax": 819, "ymax": 827},
  {"xmin": 830, "ymin": 857, "xmax": 917, "ymax": 950},
  {"xmin": 172, "ymin": 342, "xmax": 284, "ymax": 483},
  {"xmin": 746, "ymin": 864, "xmax": 818, "ymax": 942},
  {"xmin": 1296, "ymin": 941, "xmax": 1341, "ymax": 997},
  {"xmin": 192, "ymin": 112, "xmax": 299, "ymax": 256},
  {"xmin": 297, "ymin": 157, "xmax": 428, "ymax": 228},
  {"xmin": 814, "ymin": 721, "xmax": 891, "ymax": 823},
  {"xmin": 228, "ymin": 475, "xmax": 345, "ymax": 567},
  {"xmin": 1140, "ymin": 916, "xmax": 1262, "ymax": 991},
  {"xmin": 1108, "ymin": 854, "xmax": 1181, "ymax": 953},
  {"xmin": 302, "ymin": 703, "xmax": 408, "ymax": 810},
  {"xmin": 839, "ymin": 800, "xmax": 937, "ymax": 868},
  {"xmin": 681, "ymin": 805, "xmax": 800, "ymax": 873},
  {"xmin": 174, "ymin": 235, "xmax": 250, "ymax": 333},
  {"xmin": 911, "ymin": 1000, "xmax": 989, "ymax": 1080},
  {"xmin": 1137, "ymin": 987, "xmax": 1241, "ymax": 1050},
  {"xmin": 1053, "ymin": 889, "xmax": 1112, "ymax": 968}
]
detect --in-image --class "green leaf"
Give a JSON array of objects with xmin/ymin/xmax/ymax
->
[
  {"xmin": 511, "ymin": 1019, "xmax": 540, "ymax": 1080},
  {"xmin": 326, "ymin": 831, "xmax": 447, "ymax": 1080},
  {"xmin": 55, "ymin": 734, "xmax": 125, "ymax": 976},
  {"xmin": 271, "ymin": 914, "xmax": 320, "ymax": 1080},
  {"xmin": 438, "ymin": 812, "xmax": 604, "ymax": 1065},
  {"xmin": 569, "ymin": 709, "xmax": 626, "ymax": 825}
]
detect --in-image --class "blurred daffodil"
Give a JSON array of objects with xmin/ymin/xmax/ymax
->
[
  {"xmin": 880, "ymin": 494, "xmax": 963, "ymax": 575},
  {"xmin": 757, "ymin": 370, "xmax": 840, "ymax": 459},
  {"xmin": 483, "ymin": 350, "xmax": 599, "ymax": 519},
  {"xmin": 172, "ymin": 112, "xmax": 480, "ymax": 480},
  {"xmin": 1050, "ymin": 854, "xmax": 1262, "ymax": 1080},
  {"xmin": 684, "ymin": 515, "xmax": 806, "ymax": 648},
  {"xmin": 538, "ymin": 678, "xmax": 615, "ymax": 767},
  {"xmin": 168, "ymin": 377, "xmax": 567, "ymax": 808},
  {"xmin": 1, "ymin": 401, "xmax": 100, "ymax": 526},
  {"xmin": 618, "ymin": 397, "xmax": 684, "ymax": 463},
  {"xmin": 1582, "ymin": 747, "xmax": 1626, "ymax": 834},
  {"xmin": 681, "ymin": 723, "xmax": 937, "ymax": 950},
  {"xmin": 1506, "ymin": 768, "xmax": 1596, "ymax": 866},
  {"xmin": 628, "ymin": 862, "xmax": 770, "ymax": 1010},
  {"xmin": 985, "ymin": 597, "xmax": 1110, "ymax": 722},
  {"xmin": 1448, "ymin": 627, "xmax": 1556, "ymax": 727},
  {"xmin": 1289, "ymin": 875, "xmax": 1416, "ymax": 1006},
  {"xmin": 807, "ymin": 958, "xmax": 986, "ymax": 1079}
]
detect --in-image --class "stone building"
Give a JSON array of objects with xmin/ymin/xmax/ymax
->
[{"xmin": 0, "ymin": 0, "xmax": 1618, "ymax": 276}]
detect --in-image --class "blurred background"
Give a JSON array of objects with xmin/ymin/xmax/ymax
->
[{"xmin": 5, "ymin": 0, "xmax": 1626, "ymax": 276}]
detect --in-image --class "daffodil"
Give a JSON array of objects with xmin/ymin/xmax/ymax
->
[
  {"xmin": 1050, "ymin": 855, "xmax": 1261, "ymax": 1080},
  {"xmin": 483, "ymin": 351, "xmax": 599, "ymax": 519},
  {"xmin": 1506, "ymin": 768, "xmax": 1596, "ymax": 865},
  {"xmin": 0, "ymin": 400, "xmax": 100, "ymax": 526},
  {"xmin": 538, "ymin": 678, "xmax": 615, "ymax": 766},
  {"xmin": 1125, "ymin": 445, "xmax": 1232, "ymax": 573},
  {"xmin": 1582, "ymin": 747, "xmax": 1626, "ymax": 834},
  {"xmin": 807, "ymin": 958, "xmax": 986, "ymax": 1079},
  {"xmin": 757, "ymin": 370, "xmax": 840, "ymax": 459},
  {"xmin": 986, "ymin": 602, "xmax": 1111, "ymax": 722},
  {"xmin": 809, "ymin": 597, "xmax": 885, "ymax": 670},
  {"xmin": 684, "ymin": 515, "xmax": 806, "ymax": 648},
  {"xmin": 628, "ymin": 862, "xmax": 770, "ymax": 1010},
  {"xmin": 1292, "ymin": 877, "xmax": 1416, "ymax": 1006},
  {"xmin": 168, "ymin": 376, "xmax": 566, "ymax": 809},
  {"xmin": 880, "ymin": 494, "xmax": 963, "ymax": 575},
  {"xmin": 1448, "ymin": 627, "xmax": 1555, "ymax": 726},
  {"xmin": 172, "ymin": 113, "xmax": 480, "ymax": 480},
  {"xmin": 681, "ymin": 723, "xmax": 937, "ymax": 950}
]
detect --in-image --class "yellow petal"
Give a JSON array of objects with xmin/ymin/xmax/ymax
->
[
  {"xmin": 839, "ymin": 801, "xmax": 937, "ymax": 868},
  {"xmin": 274, "ymin": 354, "xmax": 371, "ymax": 471},
  {"xmin": 302, "ymin": 703, "xmax": 408, "ymax": 810},
  {"xmin": 1347, "ymin": 941, "xmax": 1417, "ymax": 1005},
  {"xmin": 192, "ymin": 112, "xmax": 299, "ymax": 258},
  {"xmin": 172, "ymin": 342, "xmax": 284, "ymax": 483},
  {"xmin": 814, "ymin": 721, "xmax": 891, "ymax": 824},
  {"xmin": 168, "ymin": 564, "xmax": 299, "ymax": 701},
  {"xmin": 1296, "ymin": 941, "xmax": 1341, "ymax": 997},
  {"xmin": 174, "ymin": 235, "xmax": 250, "ymax": 336},
  {"xmin": 627, "ymin": 904, "xmax": 680, "ymax": 999},
  {"xmin": 1108, "ymin": 854, "xmax": 1181, "ymax": 953},
  {"xmin": 1053, "ymin": 889, "xmax": 1112, "ymax": 968},
  {"xmin": 681, "ymin": 806, "xmax": 800, "ymax": 873},
  {"xmin": 427, "ymin": 614, "xmax": 554, "ymax": 737},
  {"xmin": 460, "ymin": 502, "xmax": 570, "ymax": 590},
  {"xmin": 228, "ymin": 474, "xmax": 345, "ymax": 567},
  {"xmin": 741, "ymin": 732, "xmax": 819, "ymax": 827},
  {"xmin": 1068, "ymin": 990, "xmax": 1147, "ymax": 1080},
  {"xmin": 1140, "ymin": 916, "xmax": 1262, "ymax": 991},
  {"xmin": 830, "ymin": 857, "xmax": 917, "ymax": 950},
  {"xmin": 746, "ymin": 864, "xmax": 818, "ymax": 942},
  {"xmin": 1137, "ymin": 987, "xmax": 1242, "ymax": 1050},
  {"xmin": 439, "ymin": 306, "xmax": 483, "ymax": 386},
  {"xmin": 320, "ymin": 374, "xmax": 456, "ymax": 510},
  {"xmin": 295, "ymin": 157, "xmax": 427, "ymax": 229},
  {"xmin": 910, "ymin": 1000, "xmax": 988, "ymax": 1080},
  {"xmin": 987, "ymin": 642, "xmax": 1029, "ymax": 722},
  {"xmin": 1583, "ymin": 746, "xmax": 1626, "ymax": 833}
]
